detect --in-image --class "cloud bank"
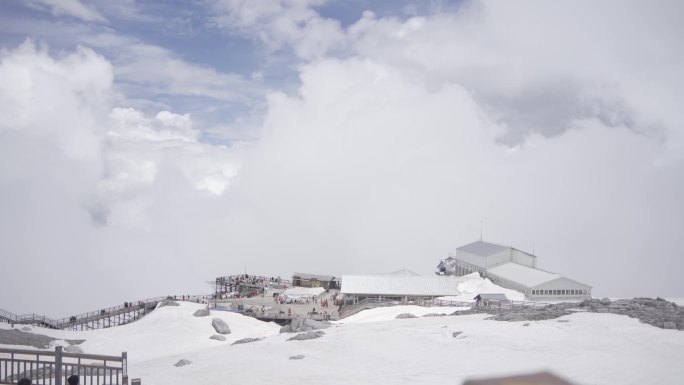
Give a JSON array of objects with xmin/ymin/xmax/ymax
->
[{"xmin": 1, "ymin": 1, "xmax": 683, "ymax": 316}]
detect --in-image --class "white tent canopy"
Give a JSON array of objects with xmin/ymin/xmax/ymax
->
[{"xmin": 281, "ymin": 286, "xmax": 325, "ymax": 299}]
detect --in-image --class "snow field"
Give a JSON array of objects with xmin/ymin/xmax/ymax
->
[{"xmin": 2, "ymin": 302, "xmax": 684, "ymax": 385}]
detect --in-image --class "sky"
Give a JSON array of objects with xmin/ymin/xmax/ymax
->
[{"xmin": 0, "ymin": 0, "xmax": 683, "ymax": 317}]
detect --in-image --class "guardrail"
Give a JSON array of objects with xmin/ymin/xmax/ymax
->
[
  {"xmin": 0, "ymin": 347, "xmax": 127, "ymax": 385},
  {"xmin": 0, "ymin": 294, "xmax": 213, "ymax": 330},
  {"xmin": 338, "ymin": 298, "xmax": 553, "ymax": 318}
]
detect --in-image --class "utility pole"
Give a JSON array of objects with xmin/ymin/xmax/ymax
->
[{"xmin": 480, "ymin": 220, "xmax": 483, "ymax": 241}]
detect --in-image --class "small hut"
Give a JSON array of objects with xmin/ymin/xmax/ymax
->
[
  {"xmin": 292, "ymin": 273, "xmax": 341, "ymax": 290},
  {"xmin": 474, "ymin": 293, "xmax": 509, "ymax": 307}
]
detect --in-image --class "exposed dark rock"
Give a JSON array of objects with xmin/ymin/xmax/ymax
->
[
  {"xmin": 65, "ymin": 345, "xmax": 83, "ymax": 354},
  {"xmin": 158, "ymin": 300, "xmax": 179, "ymax": 308},
  {"xmin": 0, "ymin": 329, "xmax": 56, "ymax": 349},
  {"xmin": 231, "ymin": 337, "xmax": 262, "ymax": 345},
  {"xmin": 66, "ymin": 339, "xmax": 86, "ymax": 345},
  {"xmin": 395, "ymin": 313, "xmax": 418, "ymax": 319},
  {"xmin": 452, "ymin": 298, "xmax": 683, "ymax": 331},
  {"xmin": 174, "ymin": 359, "xmax": 192, "ymax": 367},
  {"xmin": 280, "ymin": 318, "xmax": 330, "ymax": 333},
  {"xmin": 212, "ymin": 318, "xmax": 231, "ymax": 334},
  {"xmin": 209, "ymin": 334, "xmax": 226, "ymax": 341},
  {"xmin": 289, "ymin": 355, "xmax": 305, "ymax": 360},
  {"xmin": 287, "ymin": 330, "xmax": 325, "ymax": 341},
  {"xmin": 578, "ymin": 298, "xmax": 684, "ymax": 330},
  {"xmin": 193, "ymin": 309, "xmax": 210, "ymax": 317},
  {"xmin": 422, "ymin": 313, "xmax": 445, "ymax": 317},
  {"xmin": 452, "ymin": 331, "xmax": 463, "ymax": 338}
]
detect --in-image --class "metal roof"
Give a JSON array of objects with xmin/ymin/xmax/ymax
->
[
  {"xmin": 487, "ymin": 262, "xmax": 561, "ymax": 288},
  {"xmin": 474, "ymin": 293, "xmax": 509, "ymax": 301},
  {"xmin": 457, "ymin": 241, "xmax": 509, "ymax": 257},
  {"xmin": 292, "ymin": 272, "xmax": 340, "ymax": 282},
  {"xmin": 386, "ymin": 269, "xmax": 421, "ymax": 276},
  {"xmin": 341, "ymin": 275, "xmax": 465, "ymax": 296}
]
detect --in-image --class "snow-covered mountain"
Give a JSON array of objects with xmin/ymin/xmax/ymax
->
[{"xmin": 2, "ymin": 301, "xmax": 683, "ymax": 385}]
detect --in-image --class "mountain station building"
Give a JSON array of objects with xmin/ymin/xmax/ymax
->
[{"xmin": 436, "ymin": 240, "xmax": 592, "ymax": 300}]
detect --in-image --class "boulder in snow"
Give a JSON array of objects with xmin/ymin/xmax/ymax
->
[
  {"xmin": 452, "ymin": 331, "xmax": 463, "ymax": 338},
  {"xmin": 287, "ymin": 330, "xmax": 325, "ymax": 341},
  {"xmin": 212, "ymin": 318, "xmax": 231, "ymax": 334},
  {"xmin": 280, "ymin": 318, "xmax": 330, "ymax": 333},
  {"xmin": 65, "ymin": 345, "xmax": 83, "ymax": 354},
  {"xmin": 174, "ymin": 359, "xmax": 192, "ymax": 367},
  {"xmin": 158, "ymin": 300, "xmax": 179, "ymax": 308},
  {"xmin": 193, "ymin": 309, "xmax": 210, "ymax": 317},
  {"xmin": 289, "ymin": 355, "xmax": 305, "ymax": 360},
  {"xmin": 209, "ymin": 334, "xmax": 226, "ymax": 341},
  {"xmin": 0, "ymin": 329, "xmax": 56, "ymax": 349},
  {"xmin": 232, "ymin": 337, "xmax": 262, "ymax": 345},
  {"xmin": 395, "ymin": 313, "xmax": 418, "ymax": 319}
]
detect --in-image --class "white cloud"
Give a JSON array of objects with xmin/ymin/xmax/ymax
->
[
  {"xmin": 210, "ymin": 0, "xmax": 345, "ymax": 59},
  {"xmin": 26, "ymin": 0, "xmax": 108, "ymax": 23},
  {"xmin": 78, "ymin": 33, "xmax": 265, "ymax": 105},
  {"xmin": 217, "ymin": 55, "xmax": 684, "ymax": 299},
  {"xmin": 344, "ymin": 1, "xmax": 684, "ymax": 153},
  {"xmin": 0, "ymin": 41, "xmax": 242, "ymax": 315},
  {"xmin": 1, "ymin": 1, "xmax": 683, "ymax": 317}
]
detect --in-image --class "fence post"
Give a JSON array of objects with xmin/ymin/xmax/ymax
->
[
  {"xmin": 55, "ymin": 346, "xmax": 63, "ymax": 385},
  {"xmin": 122, "ymin": 352, "xmax": 128, "ymax": 385}
]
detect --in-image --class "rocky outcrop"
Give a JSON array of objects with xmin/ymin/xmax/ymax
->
[
  {"xmin": 395, "ymin": 313, "xmax": 418, "ymax": 319},
  {"xmin": 158, "ymin": 300, "xmax": 179, "ymax": 308},
  {"xmin": 231, "ymin": 338, "xmax": 262, "ymax": 345},
  {"xmin": 212, "ymin": 318, "xmax": 231, "ymax": 334},
  {"xmin": 451, "ymin": 298, "xmax": 683, "ymax": 330},
  {"xmin": 280, "ymin": 318, "xmax": 330, "ymax": 333},
  {"xmin": 174, "ymin": 359, "xmax": 192, "ymax": 367},
  {"xmin": 577, "ymin": 297, "xmax": 683, "ymax": 330},
  {"xmin": 64, "ymin": 345, "xmax": 83, "ymax": 354},
  {"xmin": 287, "ymin": 330, "xmax": 325, "ymax": 341},
  {"xmin": 0, "ymin": 329, "xmax": 56, "ymax": 349},
  {"xmin": 193, "ymin": 309, "xmax": 210, "ymax": 317}
]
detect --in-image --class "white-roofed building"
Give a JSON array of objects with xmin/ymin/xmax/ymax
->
[
  {"xmin": 437, "ymin": 241, "xmax": 591, "ymax": 299},
  {"xmin": 341, "ymin": 275, "xmax": 467, "ymax": 303}
]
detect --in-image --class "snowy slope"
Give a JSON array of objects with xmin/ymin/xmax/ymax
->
[
  {"xmin": 435, "ymin": 272, "xmax": 527, "ymax": 302},
  {"xmin": 2, "ymin": 301, "xmax": 684, "ymax": 385}
]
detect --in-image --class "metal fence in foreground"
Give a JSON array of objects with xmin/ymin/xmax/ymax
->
[{"xmin": 0, "ymin": 347, "xmax": 127, "ymax": 385}]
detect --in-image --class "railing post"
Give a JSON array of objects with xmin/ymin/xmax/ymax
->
[
  {"xmin": 122, "ymin": 352, "xmax": 128, "ymax": 385},
  {"xmin": 55, "ymin": 346, "xmax": 63, "ymax": 385}
]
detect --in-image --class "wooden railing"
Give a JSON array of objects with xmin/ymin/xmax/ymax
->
[
  {"xmin": 0, "ymin": 347, "xmax": 127, "ymax": 385},
  {"xmin": 0, "ymin": 294, "xmax": 213, "ymax": 330}
]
